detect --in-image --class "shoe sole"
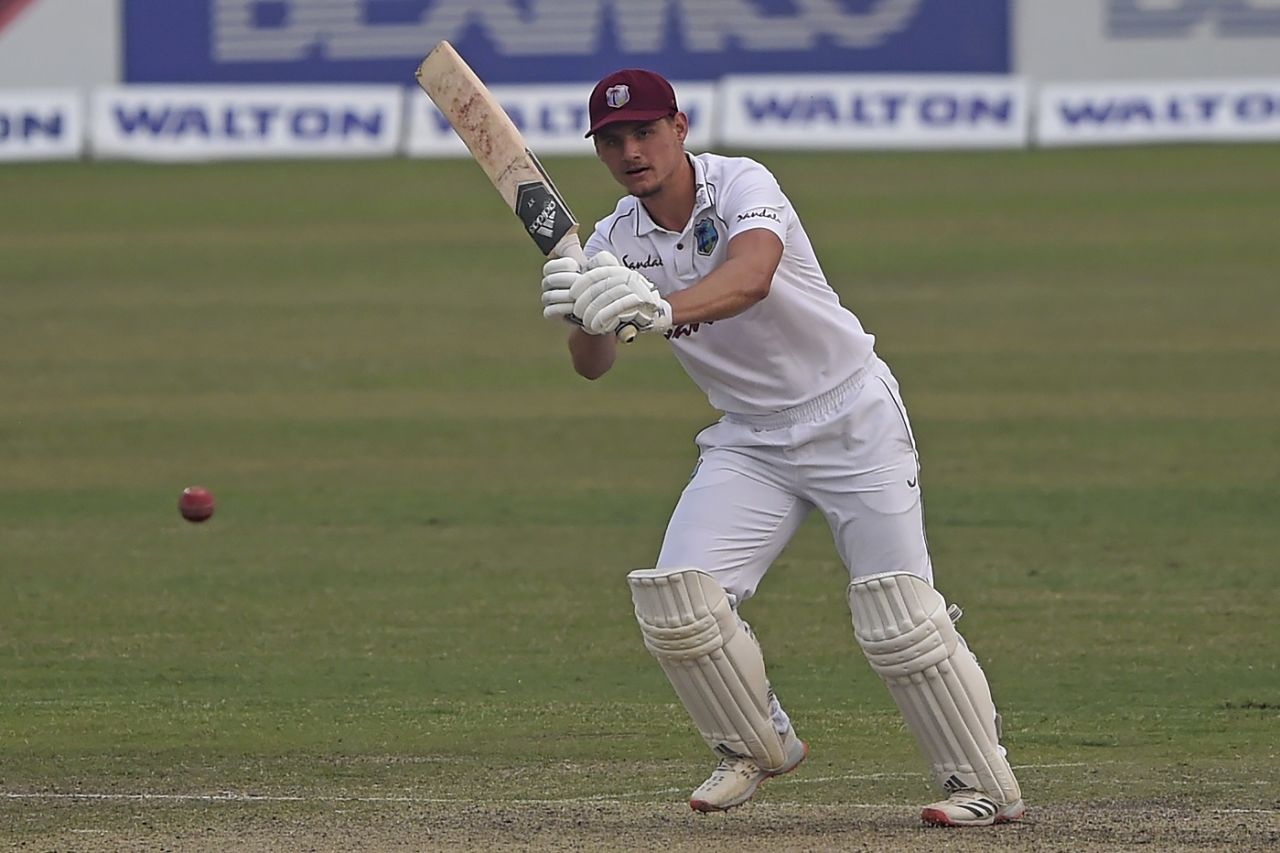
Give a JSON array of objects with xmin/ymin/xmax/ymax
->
[
  {"xmin": 689, "ymin": 741, "xmax": 808, "ymax": 814},
  {"xmin": 921, "ymin": 799, "xmax": 1026, "ymax": 828}
]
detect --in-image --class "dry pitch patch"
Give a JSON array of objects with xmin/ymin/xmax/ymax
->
[{"xmin": 10, "ymin": 800, "xmax": 1277, "ymax": 852}]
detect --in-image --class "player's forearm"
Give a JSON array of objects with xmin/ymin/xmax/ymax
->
[
  {"xmin": 568, "ymin": 327, "xmax": 617, "ymax": 379},
  {"xmin": 667, "ymin": 255, "xmax": 773, "ymax": 326}
]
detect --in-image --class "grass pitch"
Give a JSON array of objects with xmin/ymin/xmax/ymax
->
[{"xmin": 1, "ymin": 146, "xmax": 1277, "ymax": 848}]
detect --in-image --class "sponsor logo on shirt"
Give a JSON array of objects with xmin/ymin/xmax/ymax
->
[
  {"xmin": 694, "ymin": 182, "xmax": 709, "ymax": 208},
  {"xmin": 622, "ymin": 253, "xmax": 663, "ymax": 270},
  {"xmin": 737, "ymin": 208, "xmax": 780, "ymax": 223},
  {"xmin": 665, "ymin": 320, "xmax": 713, "ymax": 340}
]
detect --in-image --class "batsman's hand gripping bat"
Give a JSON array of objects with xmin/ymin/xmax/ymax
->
[{"xmin": 416, "ymin": 41, "xmax": 638, "ymax": 343}]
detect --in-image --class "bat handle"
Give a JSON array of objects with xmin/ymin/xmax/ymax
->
[
  {"xmin": 558, "ymin": 240, "xmax": 587, "ymax": 266},
  {"xmin": 553, "ymin": 239, "xmax": 637, "ymax": 344}
]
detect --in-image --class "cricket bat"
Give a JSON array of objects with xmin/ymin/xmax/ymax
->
[{"xmin": 416, "ymin": 41, "xmax": 637, "ymax": 343}]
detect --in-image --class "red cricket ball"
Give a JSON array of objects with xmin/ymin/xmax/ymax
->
[{"xmin": 179, "ymin": 486, "xmax": 215, "ymax": 523}]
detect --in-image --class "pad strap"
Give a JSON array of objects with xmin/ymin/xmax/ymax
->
[
  {"xmin": 849, "ymin": 571, "xmax": 1021, "ymax": 805},
  {"xmin": 628, "ymin": 568, "xmax": 787, "ymax": 770}
]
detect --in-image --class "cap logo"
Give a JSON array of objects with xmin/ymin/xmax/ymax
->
[{"xmin": 605, "ymin": 84, "xmax": 630, "ymax": 109}]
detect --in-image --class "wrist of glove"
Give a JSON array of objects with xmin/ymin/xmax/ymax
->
[{"xmin": 571, "ymin": 262, "xmax": 673, "ymax": 337}]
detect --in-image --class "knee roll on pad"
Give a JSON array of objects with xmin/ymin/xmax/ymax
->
[
  {"xmin": 628, "ymin": 567, "xmax": 786, "ymax": 770},
  {"xmin": 848, "ymin": 571, "xmax": 1021, "ymax": 805}
]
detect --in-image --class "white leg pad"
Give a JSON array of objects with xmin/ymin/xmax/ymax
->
[
  {"xmin": 628, "ymin": 568, "xmax": 787, "ymax": 771},
  {"xmin": 848, "ymin": 571, "xmax": 1021, "ymax": 805}
]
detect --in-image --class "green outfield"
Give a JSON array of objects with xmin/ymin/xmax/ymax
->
[{"xmin": 1, "ymin": 146, "xmax": 1277, "ymax": 849}]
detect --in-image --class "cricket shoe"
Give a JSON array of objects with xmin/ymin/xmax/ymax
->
[
  {"xmin": 689, "ymin": 729, "xmax": 808, "ymax": 813},
  {"xmin": 920, "ymin": 789, "xmax": 1026, "ymax": 827}
]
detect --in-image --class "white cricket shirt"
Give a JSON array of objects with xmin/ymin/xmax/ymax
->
[{"xmin": 583, "ymin": 153, "xmax": 876, "ymax": 416}]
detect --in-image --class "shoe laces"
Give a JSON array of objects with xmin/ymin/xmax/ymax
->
[{"xmin": 709, "ymin": 756, "xmax": 758, "ymax": 782}]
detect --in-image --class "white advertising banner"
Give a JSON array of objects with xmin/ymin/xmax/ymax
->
[
  {"xmin": 1037, "ymin": 79, "xmax": 1280, "ymax": 146},
  {"xmin": 0, "ymin": 90, "xmax": 83, "ymax": 161},
  {"xmin": 719, "ymin": 75, "xmax": 1029, "ymax": 149},
  {"xmin": 404, "ymin": 82, "xmax": 718, "ymax": 158},
  {"xmin": 89, "ymin": 86, "xmax": 404, "ymax": 161},
  {"xmin": 0, "ymin": 0, "xmax": 118, "ymax": 88}
]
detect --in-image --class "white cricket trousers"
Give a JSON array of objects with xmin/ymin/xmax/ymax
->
[
  {"xmin": 656, "ymin": 354, "xmax": 932, "ymax": 600},
  {"xmin": 655, "ymin": 355, "xmax": 931, "ymax": 736}
]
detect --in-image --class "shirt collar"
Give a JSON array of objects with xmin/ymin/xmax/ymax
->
[{"xmin": 634, "ymin": 153, "xmax": 712, "ymax": 237}]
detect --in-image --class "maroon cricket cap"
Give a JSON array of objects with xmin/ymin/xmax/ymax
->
[{"xmin": 585, "ymin": 69, "xmax": 679, "ymax": 137}]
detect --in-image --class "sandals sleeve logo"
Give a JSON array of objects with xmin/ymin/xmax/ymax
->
[{"xmin": 736, "ymin": 208, "xmax": 780, "ymax": 224}]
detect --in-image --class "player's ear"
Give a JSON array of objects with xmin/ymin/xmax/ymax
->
[{"xmin": 672, "ymin": 112, "xmax": 688, "ymax": 143}]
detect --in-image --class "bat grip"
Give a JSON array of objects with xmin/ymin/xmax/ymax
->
[
  {"xmin": 553, "ymin": 240, "xmax": 637, "ymax": 344},
  {"xmin": 559, "ymin": 241, "xmax": 587, "ymax": 265}
]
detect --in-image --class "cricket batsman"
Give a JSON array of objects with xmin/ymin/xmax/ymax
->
[{"xmin": 540, "ymin": 69, "xmax": 1026, "ymax": 827}]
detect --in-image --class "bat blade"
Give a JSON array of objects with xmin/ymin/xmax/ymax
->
[
  {"xmin": 416, "ymin": 41, "xmax": 582, "ymax": 262},
  {"xmin": 415, "ymin": 41, "xmax": 637, "ymax": 342}
]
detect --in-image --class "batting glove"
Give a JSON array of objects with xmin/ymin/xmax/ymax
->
[
  {"xmin": 541, "ymin": 256, "xmax": 583, "ymax": 324},
  {"xmin": 571, "ymin": 263, "xmax": 673, "ymax": 337},
  {"xmin": 541, "ymin": 252, "xmax": 623, "ymax": 328}
]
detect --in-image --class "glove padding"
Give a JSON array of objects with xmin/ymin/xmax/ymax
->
[
  {"xmin": 571, "ymin": 263, "xmax": 673, "ymax": 337},
  {"xmin": 541, "ymin": 256, "xmax": 585, "ymax": 325},
  {"xmin": 540, "ymin": 251, "xmax": 625, "ymax": 327}
]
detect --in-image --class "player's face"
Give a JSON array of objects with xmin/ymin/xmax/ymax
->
[{"xmin": 593, "ymin": 115, "xmax": 689, "ymax": 198}]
